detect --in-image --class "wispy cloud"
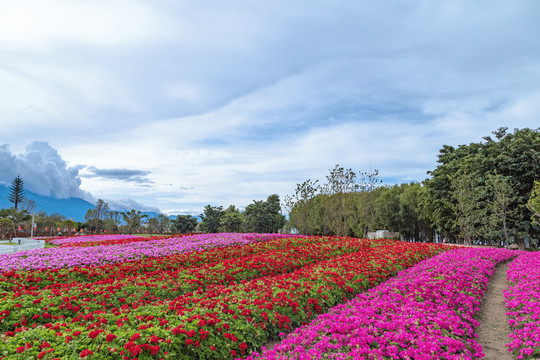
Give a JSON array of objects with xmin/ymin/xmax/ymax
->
[{"xmin": 81, "ymin": 166, "xmax": 152, "ymax": 184}]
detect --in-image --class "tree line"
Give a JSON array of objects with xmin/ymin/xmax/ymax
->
[
  {"xmin": 172, "ymin": 194, "xmax": 286, "ymax": 234},
  {"xmin": 285, "ymin": 127, "xmax": 539, "ymax": 248},
  {"xmin": 2, "ymin": 127, "xmax": 538, "ymax": 246}
]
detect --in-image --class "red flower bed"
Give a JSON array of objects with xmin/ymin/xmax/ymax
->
[
  {"xmin": 0, "ymin": 236, "xmax": 448, "ymax": 359},
  {"xmin": 60, "ymin": 234, "xmax": 194, "ymax": 248}
]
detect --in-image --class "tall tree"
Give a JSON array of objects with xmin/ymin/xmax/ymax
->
[
  {"xmin": 157, "ymin": 214, "xmax": 171, "ymax": 233},
  {"xmin": 359, "ymin": 169, "xmax": 382, "ymax": 237},
  {"xmin": 376, "ymin": 183, "xmax": 434, "ymax": 242},
  {"xmin": 322, "ymin": 165, "xmax": 358, "ymax": 236},
  {"xmin": 487, "ymin": 174, "xmax": 517, "ymax": 246},
  {"xmin": 60, "ymin": 219, "xmax": 78, "ymax": 235},
  {"xmin": 7, "ymin": 175, "xmax": 25, "ymax": 210},
  {"xmin": 284, "ymin": 179, "xmax": 320, "ymax": 235},
  {"xmin": 424, "ymin": 127, "xmax": 539, "ymax": 247},
  {"xmin": 451, "ymin": 172, "xmax": 480, "ymax": 245},
  {"xmin": 85, "ymin": 199, "xmax": 110, "ymax": 234}
]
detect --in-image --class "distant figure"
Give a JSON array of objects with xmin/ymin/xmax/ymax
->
[{"xmin": 443, "ymin": 237, "xmax": 447, "ymax": 243}]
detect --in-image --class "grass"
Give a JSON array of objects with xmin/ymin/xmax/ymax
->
[{"xmin": 0, "ymin": 242, "xmax": 17, "ymax": 246}]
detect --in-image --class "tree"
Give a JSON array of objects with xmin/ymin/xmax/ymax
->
[
  {"xmin": 527, "ymin": 180, "xmax": 540, "ymax": 225},
  {"xmin": 244, "ymin": 195, "xmax": 286, "ymax": 233},
  {"xmin": 451, "ymin": 172, "xmax": 480, "ymax": 245},
  {"xmin": 424, "ymin": 127, "xmax": 539, "ymax": 247},
  {"xmin": 104, "ymin": 211, "xmax": 121, "ymax": 233},
  {"xmin": 60, "ymin": 219, "xmax": 78, "ymax": 235},
  {"xmin": 37, "ymin": 212, "xmax": 65, "ymax": 236},
  {"xmin": 358, "ymin": 169, "xmax": 383, "ymax": 237},
  {"xmin": 284, "ymin": 179, "xmax": 320, "ymax": 235},
  {"xmin": 172, "ymin": 215, "xmax": 198, "ymax": 234},
  {"xmin": 20, "ymin": 199, "xmax": 36, "ymax": 213},
  {"xmin": 220, "ymin": 206, "xmax": 244, "ymax": 232},
  {"xmin": 121, "ymin": 209, "xmax": 147, "ymax": 234},
  {"xmin": 0, "ymin": 218, "xmax": 15, "ymax": 239},
  {"xmin": 157, "ymin": 214, "xmax": 171, "ymax": 233},
  {"xmin": 85, "ymin": 199, "xmax": 110, "ymax": 234},
  {"xmin": 147, "ymin": 217, "xmax": 160, "ymax": 234},
  {"xmin": 7, "ymin": 175, "xmax": 25, "ymax": 210},
  {"xmin": 199, "ymin": 205, "xmax": 224, "ymax": 233},
  {"xmin": 375, "ymin": 183, "xmax": 434, "ymax": 242},
  {"xmin": 321, "ymin": 165, "xmax": 359, "ymax": 236},
  {"xmin": 487, "ymin": 174, "xmax": 517, "ymax": 246}
]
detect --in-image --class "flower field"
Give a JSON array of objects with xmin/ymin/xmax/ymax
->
[{"xmin": 0, "ymin": 233, "xmax": 536, "ymax": 359}]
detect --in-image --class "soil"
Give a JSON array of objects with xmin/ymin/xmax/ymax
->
[{"xmin": 475, "ymin": 262, "xmax": 513, "ymax": 360}]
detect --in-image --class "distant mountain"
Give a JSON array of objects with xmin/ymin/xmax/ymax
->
[
  {"xmin": 168, "ymin": 214, "xmax": 202, "ymax": 222},
  {"xmin": 0, "ymin": 185, "xmax": 162, "ymax": 222}
]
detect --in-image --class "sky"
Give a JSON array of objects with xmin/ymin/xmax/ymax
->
[{"xmin": 1, "ymin": 0, "xmax": 539, "ymax": 216}]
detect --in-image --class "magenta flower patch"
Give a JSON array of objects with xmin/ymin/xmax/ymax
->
[
  {"xmin": 505, "ymin": 252, "xmax": 540, "ymax": 360},
  {"xmin": 246, "ymin": 248, "xmax": 516, "ymax": 360}
]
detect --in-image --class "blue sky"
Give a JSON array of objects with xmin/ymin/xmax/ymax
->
[{"xmin": 1, "ymin": 0, "xmax": 539, "ymax": 215}]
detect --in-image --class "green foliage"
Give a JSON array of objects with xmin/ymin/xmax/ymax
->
[
  {"xmin": 220, "ymin": 206, "xmax": 244, "ymax": 232},
  {"xmin": 121, "ymin": 209, "xmax": 148, "ymax": 234},
  {"xmin": 376, "ymin": 183, "xmax": 434, "ymax": 242},
  {"xmin": 172, "ymin": 215, "xmax": 198, "ymax": 234},
  {"xmin": 528, "ymin": 180, "xmax": 540, "ymax": 225},
  {"xmin": 7, "ymin": 175, "xmax": 25, "ymax": 210},
  {"xmin": 285, "ymin": 128, "xmax": 539, "ymax": 247},
  {"xmin": 0, "ymin": 218, "xmax": 15, "ymax": 239},
  {"xmin": 244, "ymin": 195, "xmax": 286, "ymax": 233},
  {"xmin": 286, "ymin": 165, "xmax": 383, "ymax": 237},
  {"xmin": 199, "ymin": 205, "xmax": 224, "ymax": 233},
  {"xmin": 84, "ymin": 199, "xmax": 111, "ymax": 234},
  {"xmin": 424, "ymin": 127, "xmax": 540, "ymax": 247},
  {"xmin": 284, "ymin": 179, "xmax": 321, "ymax": 235},
  {"xmin": 60, "ymin": 219, "xmax": 78, "ymax": 235}
]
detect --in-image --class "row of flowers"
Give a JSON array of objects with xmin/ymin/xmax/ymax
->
[
  {"xmin": 0, "ymin": 233, "xmax": 294, "ymax": 271},
  {"xmin": 0, "ymin": 235, "xmax": 360, "ymax": 291},
  {"xmin": 505, "ymin": 252, "xmax": 540, "ymax": 359},
  {"xmin": 47, "ymin": 234, "xmax": 146, "ymax": 247},
  {"xmin": 0, "ymin": 240, "xmax": 447, "ymax": 359},
  {"xmin": 0, "ymin": 237, "xmax": 379, "ymax": 333},
  {"xmin": 244, "ymin": 247, "xmax": 517, "ymax": 360}
]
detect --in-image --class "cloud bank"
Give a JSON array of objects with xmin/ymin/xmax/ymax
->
[
  {"xmin": 0, "ymin": 141, "xmax": 92, "ymax": 200},
  {"xmin": 0, "ymin": 141, "xmax": 160, "ymax": 212}
]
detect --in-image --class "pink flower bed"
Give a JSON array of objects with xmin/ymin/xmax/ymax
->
[
  {"xmin": 0, "ymin": 233, "xmax": 286, "ymax": 271},
  {"xmin": 505, "ymin": 252, "xmax": 540, "ymax": 359},
  {"xmin": 245, "ymin": 248, "xmax": 516, "ymax": 360}
]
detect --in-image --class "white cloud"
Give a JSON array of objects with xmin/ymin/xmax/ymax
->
[
  {"xmin": 0, "ymin": 141, "xmax": 92, "ymax": 200},
  {"xmin": 0, "ymin": 0, "xmax": 168, "ymax": 50}
]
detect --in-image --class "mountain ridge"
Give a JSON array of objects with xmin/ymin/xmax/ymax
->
[{"xmin": 0, "ymin": 185, "xmax": 161, "ymax": 222}]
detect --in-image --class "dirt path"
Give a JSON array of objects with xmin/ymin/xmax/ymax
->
[{"xmin": 476, "ymin": 263, "xmax": 513, "ymax": 360}]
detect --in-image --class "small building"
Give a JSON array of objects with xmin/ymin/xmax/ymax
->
[{"xmin": 367, "ymin": 230, "xmax": 400, "ymax": 240}]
